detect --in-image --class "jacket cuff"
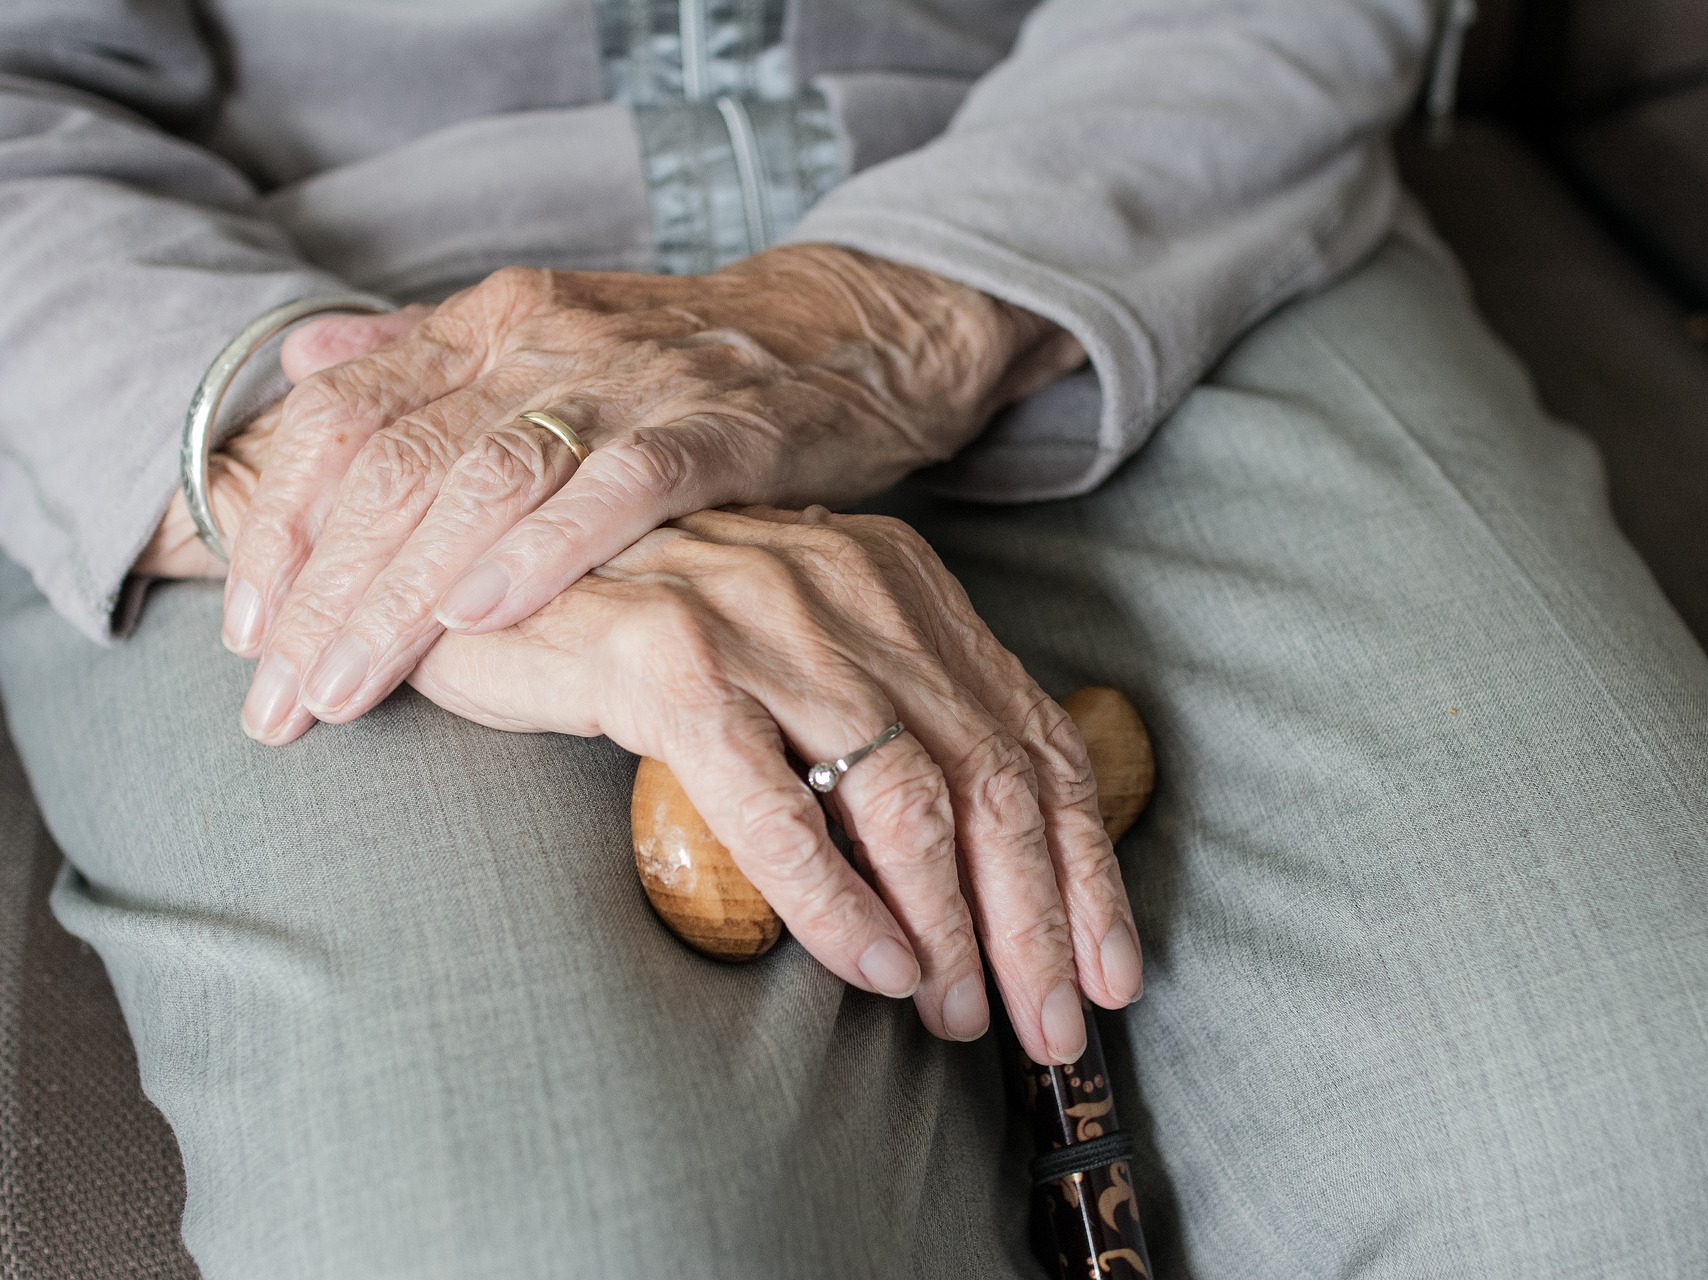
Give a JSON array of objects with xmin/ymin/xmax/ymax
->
[{"xmin": 3, "ymin": 268, "xmax": 353, "ymax": 646}]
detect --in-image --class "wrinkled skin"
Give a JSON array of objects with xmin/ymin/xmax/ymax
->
[
  {"xmin": 136, "ymin": 246, "xmax": 1131, "ymax": 1061},
  {"xmin": 151, "ymin": 244, "xmax": 1082, "ymax": 747},
  {"xmin": 412, "ymin": 506, "xmax": 1143, "ymax": 1064}
]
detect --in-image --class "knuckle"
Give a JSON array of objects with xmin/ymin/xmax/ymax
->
[
  {"xmin": 449, "ymin": 428, "xmax": 558, "ymax": 504},
  {"xmin": 915, "ymin": 912, "xmax": 980, "ymax": 963},
  {"xmin": 1026, "ymin": 697, "xmax": 1099, "ymax": 809},
  {"xmin": 616, "ymin": 589, "xmax": 718, "ymax": 674},
  {"xmin": 478, "ymin": 265, "xmax": 553, "ymax": 310},
  {"xmin": 734, "ymin": 787, "xmax": 870, "ymax": 945},
  {"xmin": 964, "ymin": 732, "xmax": 1042, "ymax": 823},
  {"xmin": 270, "ymin": 592, "xmax": 348, "ymax": 655},
  {"xmin": 737, "ymin": 786, "xmax": 824, "ymax": 875},
  {"xmin": 680, "ymin": 326, "xmax": 785, "ymax": 375},
  {"xmin": 843, "ymin": 513, "xmax": 953, "ymax": 595},
  {"xmin": 864, "ymin": 765, "xmax": 954, "ymax": 856},
  {"xmin": 510, "ymin": 501, "xmax": 595, "ymax": 566},
  {"xmin": 790, "ymin": 521, "xmax": 891, "ymax": 596},
  {"xmin": 283, "ymin": 368, "xmax": 360, "ymax": 427},
  {"xmin": 642, "ymin": 341, "xmax": 706, "ymax": 383},
  {"xmin": 841, "ymin": 511, "xmax": 920, "ymax": 551},
  {"xmin": 706, "ymin": 542, "xmax": 796, "ymax": 601},
  {"xmin": 1001, "ymin": 906, "xmax": 1074, "ymax": 959},
  {"xmin": 791, "ymin": 874, "xmax": 872, "ymax": 952},
  {"xmin": 1071, "ymin": 875, "xmax": 1132, "ymax": 936},
  {"xmin": 601, "ymin": 431, "xmax": 691, "ymax": 502},
  {"xmin": 347, "ymin": 421, "xmax": 453, "ymax": 509}
]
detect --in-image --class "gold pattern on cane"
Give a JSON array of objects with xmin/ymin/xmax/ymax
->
[
  {"xmin": 1097, "ymin": 1247, "xmax": 1149, "ymax": 1276},
  {"xmin": 1065, "ymin": 1095, "xmax": 1113, "ymax": 1141},
  {"xmin": 1098, "ymin": 1159, "xmax": 1139, "ymax": 1231}
]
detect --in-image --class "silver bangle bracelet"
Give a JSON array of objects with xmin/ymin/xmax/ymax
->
[{"xmin": 180, "ymin": 291, "xmax": 394, "ymax": 561}]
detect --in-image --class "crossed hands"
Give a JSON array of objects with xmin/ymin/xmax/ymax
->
[{"xmin": 139, "ymin": 245, "xmax": 1140, "ymax": 1064}]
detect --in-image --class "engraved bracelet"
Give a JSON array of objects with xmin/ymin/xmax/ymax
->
[{"xmin": 180, "ymin": 292, "xmax": 394, "ymax": 561}]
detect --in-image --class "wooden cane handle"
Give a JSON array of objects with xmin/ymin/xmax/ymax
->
[
  {"xmin": 631, "ymin": 756, "xmax": 785, "ymax": 962},
  {"xmin": 631, "ymin": 686, "xmax": 1154, "ymax": 962}
]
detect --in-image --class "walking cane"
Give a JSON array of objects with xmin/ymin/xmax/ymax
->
[{"xmin": 630, "ymin": 687, "xmax": 1157, "ymax": 1278}]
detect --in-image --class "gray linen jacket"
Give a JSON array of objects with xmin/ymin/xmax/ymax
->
[{"xmin": 0, "ymin": 0, "xmax": 1439, "ymax": 642}]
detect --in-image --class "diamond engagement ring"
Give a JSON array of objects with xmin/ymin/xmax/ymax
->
[{"xmin": 805, "ymin": 722, "xmax": 906, "ymax": 794}]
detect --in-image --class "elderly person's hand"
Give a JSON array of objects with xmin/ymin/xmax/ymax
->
[
  {"xmin": 212, "ymin": 246, "xmax": 1083, "ymax": 746},
  {"xmin": 405, "ymin": 504, "xmax": 1142, "ymax": 1064},
  {"xmin": 134, "ymin": 303, "xmax": 430, "ymax": 580}
]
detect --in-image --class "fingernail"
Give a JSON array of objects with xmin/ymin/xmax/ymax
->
[
  {"xmin": 1100, "ymin": 922, "xmax": 1144, "ymax": 1005},
  {"xmin": 223, "ymin": 581, "xmax": 263, "ymax": 653},
  {"xmin": 241, "ymin": 653, "xmax": 300, "ymax": 740},
  {"xmin": 1041, "ymin": 980, "xmax": 1087, "ymax": 1064},
  {"xmin": 437, "ymin": 562, "xmax": 511, "ymax": 630},
  {"xmin": 941, "ymin": 973, "xmax": 990, "ymax": 1041},
  {"xmin": 301, "ymin": 634, "xmax": 371, "ymax": 714},
  {"xmin": 858, "ymin": 938, "xmax": 920, "ymax": 999}
]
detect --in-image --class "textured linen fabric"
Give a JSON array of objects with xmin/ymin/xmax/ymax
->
[
  {"xmin": 0, "ymin": 0, "xmax": 1438, "ymax": 642},
  {"xmin": 2, "ymin": 240, "xmax": 1705, "ymax": 1277},
  {"xmin": 791, "ymin": 1, "xmax": 1436, "ymax": 504}
]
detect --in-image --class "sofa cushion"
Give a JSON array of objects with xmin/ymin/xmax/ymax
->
[
  {"xmin": 1565, "ymin": 83, "xmax": 1708, "ymax": 300},
  {"xmin": 1398, "ymin": 119, "xmax": 1708, "ymax": 644},
  {"xmin": 1558, "ymin": 0, "xmax": 1708, "ymax": 109},
  {"xmin": 0, "ymin": 713, "xmax": 197, "ymax": 1280},
  {"xmin": 1471, "ymin": 0, "xmax": 1708, "ymax": 303}
]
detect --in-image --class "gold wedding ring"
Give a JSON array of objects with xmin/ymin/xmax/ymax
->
[{"xmin": 517, "ymin": 410, "xmax": 592, "ymax": 464}]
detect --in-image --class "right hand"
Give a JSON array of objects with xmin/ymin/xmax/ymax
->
[
  {"xmin": 406, "ymin": 505, "xmax": 1144, "ymax": 1064},
  {"xmin": 219, "ymin": 249, "xmax": 1082, "ymax": 747}
]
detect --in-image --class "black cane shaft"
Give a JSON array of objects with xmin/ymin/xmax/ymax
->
[
  {"xmin": 1018, "ymin": 1009, "xmax": 1154, "ymax": 1279},
  {"xmin": 629, "ymin": 686, "xmax": 1160, "ymax": 1275}
]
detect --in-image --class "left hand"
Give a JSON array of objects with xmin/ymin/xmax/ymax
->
[
  {"xmin": 408, "ymin": 504, "xmax": 1143, "ymax": 1064},
  {"xmin": 220, "ymin": 246, "xmax": 1084, "ymax": 746}
]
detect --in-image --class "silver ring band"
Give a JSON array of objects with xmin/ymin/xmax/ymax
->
[
  {"xmin": 516, "ymin": 410, "xmax": 593, "ymax": 464},
  {"xmin": 180, "ymin": 291, "xmax": 394, "ymax": 562},
  {"xmin": 806, "ymin": 721, "xmax": 905, "ymax": 794}
]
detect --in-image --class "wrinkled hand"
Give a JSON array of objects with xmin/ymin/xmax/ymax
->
[
  {"xmin": 218, "ymin": 245, "xmax": 1083, "ymax": 746},
  {"xmin": 136, "ymin": 304, "xmax": 429, "ymax": 580},
  {"xmin": 410, "ymin": 505, "xmax": 1142, "ymax": 1064},
  {"xmin": 136, "ymin": 405, "xmax": 278, "ymax": 581}
]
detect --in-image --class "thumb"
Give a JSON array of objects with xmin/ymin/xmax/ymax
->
[{"xmin": 280, "ymin": 304, "xmax": 432, "ymax": 382}]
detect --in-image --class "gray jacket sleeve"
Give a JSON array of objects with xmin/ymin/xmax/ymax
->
[
  {"xmin": 789, "ymin": 0, "xmax": 1440, "ymax": 501},
  {"xmin": 0, "ymin": 3, "xmax": 348, "ymax": 642}
]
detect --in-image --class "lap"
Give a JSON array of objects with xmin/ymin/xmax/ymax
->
[
  {"xmin": 883, "ymin": 239, "xmax": 1708, "ymax": 1274},
  {"xmin": 2, "ymin": 239, "xmax": 1704, "ymax": 1277},
  {"xmin": 0, "ymin": 574, "xmax": 1025, "ymax": 1278}
]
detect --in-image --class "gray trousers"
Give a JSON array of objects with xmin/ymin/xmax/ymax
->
[{"xmin": 3, "ymin": 242, "xmax": 1705, "ymax": 1278}]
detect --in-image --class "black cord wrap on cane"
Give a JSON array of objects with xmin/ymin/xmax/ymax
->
[{"xmin": 1028, "ymin": 1131, "xmax": 1136, "ymax": 1187}]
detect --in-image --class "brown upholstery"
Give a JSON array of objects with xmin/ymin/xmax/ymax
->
[
  {"xmin": 1565, "ymin": 85, "xmax": 1708, "ymax": 298},
  {"xmin": 1495, "ymin": 0, "xmax": 1708, "ymax": 300},
  {"xmin": 0, "ymin": 719, "xmax": 197, "ymax": 1279},
  {"xmin": 2, "ymin": 5, "xmax": 1706, "ymax": 1275},
  {"xmin": 1554, "ymin": 0, "xmax": 1708, "ymax": 109},
  {"xmin": 1398, "ymin": 120, "xmax": 1708, "ymax": 642}
]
